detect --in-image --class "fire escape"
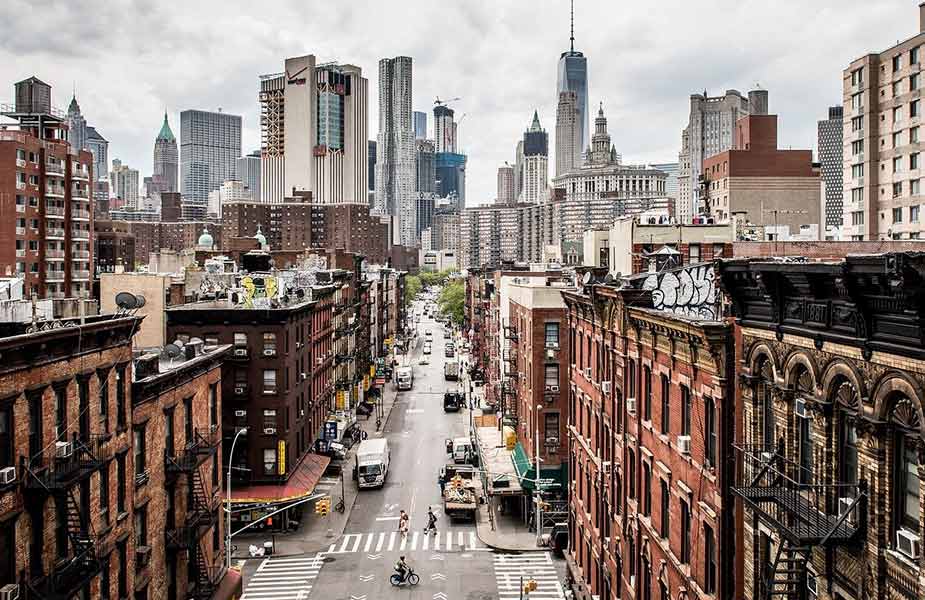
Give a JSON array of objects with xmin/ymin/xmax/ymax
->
[
  {"xmin": 733, "ymin": 437, "xmax": 868, "ymax": 600},
  {"xmin": 501, "ymin": 325, "xmax": 519, "ymax": 426},
  {"xmin": 21, "ymin": 433, "xmax": 111, "ymax": 599},
  {"xmin": 165, "ymin": 428, "xmax": 220, "ymax": 600}
]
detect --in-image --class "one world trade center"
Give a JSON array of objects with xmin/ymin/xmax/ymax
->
[{"xmin": 556, "ymin": 0, "xmax": 589, "ymax": 171}]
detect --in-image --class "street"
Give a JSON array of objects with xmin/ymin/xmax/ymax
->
[{"xmin": 239, "ymin": 305, "xmax": 567, "ymax": 600}]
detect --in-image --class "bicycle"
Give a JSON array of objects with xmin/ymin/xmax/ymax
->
[
  {"xmin": 390, "ymin": 568, "xmax": 420, "ymax": 586},
  {"xmin": 335, "ymin": 497, "xmax": 346, "ymax": 513}
]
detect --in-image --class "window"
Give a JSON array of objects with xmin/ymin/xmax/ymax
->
[
  {"xmin": 913, "ymin": 205, "xmax": 921, "ymax": 223},
  {"xmin": 851, "ymin": 92, "xmax": 863, "ymax": 109},
  {"xmin": 851, "ymin": 187, "xmax": 863, "ymax": 204},
  {"xmin": 642, "ymin": 461, "xmax": 651, "ymax": 516},
  {"xmin": 115, "ymin": 366, "xmax": 126, "ymax": 429},
  {"xmin": 704, "ymin": 523, "xmax": 717, "ymax": 594},
  {"xmin": 897, "ymin": 435, "xmax": 921, "ymax": 532},
  {"xmin": 627, "ymin": 360, "xmax": 636, "ymax": 399},
  {"xmin": 894, "ymin": 54, "xmax": 902, "ymax": 72},
  {"xmin": 689, "ymin": 243, "xmax": 701, "ymax": 263},
  {"xmin": 852, "ymin": 211, "xmax": 865, "ymax": 226},
  {"xmin": 263, "ymin": 332, "xmax": 277, "ymax": 355},
  {"xmin": 912, "ymin": 127, "xmax": 920, "ymax": 143},
  {"xmin": 851, "ymin": 67, "xmax": 864, "ymax": 86},
  {"xmin": 100, "ymin": 554, "xmax": 111, "ymax": 600},
  {"xmin": 912, "ymin": 152, "xmax": 920, "ymax": 170},
  {"xmin": 680, "ymin": 499, "xmax": 691, "ymax": 564},
  {"xmin": 263, "ymin": 369, "xmax": 277, "ymax": 394},
  {"xmin": 116, "ymin": 453, "xmax": 126, "ymax": 514},
  {"xmin": 28, "ymin": 393, "xmax": 41, "ymax": 459},
  {"xmin": 544, "ymin": 364, "xmax": 559, "ymax": 387},
  {"xmin": 54, "ymin": 385, "xmax": 67, "ymax": 441},
  {"xmin": 851, "ymin": 116, "xmax": 863, "ymax": 132},
  {"xmin": 798, "ymin": 409, "xmax": 813, "ymax": 485},
  {"xmin": 627, "ymin": 449, "xmax": 636, "ymax": 499},
  {"xmin": 183, "ymin": 396, "xmax": 193, "ymax": 442},
  {"xmin": 704, "ymin": 396, "xmax": 716, "ymax": 467},
  {"xmin": 894, "ymin": 106, "xmax": 904, "ymax": 122},
  {"xmin": 55, "ymin": 497, "xmax": 68, "ymax": 558},
  {"xmin": 134, "ymin": 504, "xmax": 147, "ymax": 549},
  {"xmin": 893, "ymin": 80, "xmax": 902, "ymax": 97},
  {"xmin": 852, "ymin": 163, "xmax": 864, "ymax": 178},
  {"xmin": 643, "ymin": 365, "xmax": 652, "ymax": 421},
  {"xmin": 544, "ymin": 322, "xmax": 559, "ymax": 347},
  {"xmin": 0, "ymin": 404, "xmax": 11, "ymax": 470},
  {"xmin": 894, "ymin": 156, "xmax": 903, "ymax": 173},
  {"xmin": 853, "ymin": 139, "xmax": 865, "ymax": 154},
  {"xmin": 100, "ymin": 464, "xmax": 110, "ymax": 524},
  {"xmin": 118, "ymin": 541, "xmax": 127, "ymax": 598},
  {"xmin": 913, "ymin": 46, "xmax": 921, "ymax": 65},
  {"xmin": 660, "ymin": 479, "xmax": 670, "ymax": 538},
  {"xmin": 98, "ymin": 371, "xmax": 109, "ymax": 433},
  {"xmin": 233, "ymin": 332, "xmax": 247, "ymax": 347},
  {"xmin": 912, "ymin": 73, "xmax": 920, "ymax": 90},
  {"xmin": 892, "ymin": 132, "xmax": 902, "ymax": 149},
  {"xmin": 914, "ymin": 181, "xmax": 923, "ymax": 198},
  {"xmin": 133, "ymin": 426, "xmax": 147, "ymax": 480},
  {"xmin": 209, "ymin": 383, "xmax": 218, "ymax": 429},
  {"xmin": 660, "ymin": 374, "xmax": 670, "ymax": 434},
  {"xmin": 893, "ymin": 207, "xmax": 904, "ymax": 223},
  {"xmin": 263, "ymin": 448, "xmax": 278, "ymax": 475},
  {"xmin": 840, "ymin": 415, "xmax": 858, "ymax": 485},
  {"xmin": 263, "ymin": 409, "xmax": 277, "ymax": 431},
  {"xmin": 912, "ymin": 100, "xmax": 921, "ymax": 119},
  {"xmin": 545, "ymin": 412, "xmax": 560, "ymax": 444},
  {"xmin": 681, "ymin": 385, "xmax": 691, "ymax": 437}
]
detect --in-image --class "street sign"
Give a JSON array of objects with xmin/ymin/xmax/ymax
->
[{"xmin": 324, "ymin": 421, "xmax": 338, "ymax": 441}]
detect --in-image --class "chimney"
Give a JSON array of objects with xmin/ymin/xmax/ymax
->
[{"xmin": 921, "ymin": 2, "xmax": 925, "ymax": 33}]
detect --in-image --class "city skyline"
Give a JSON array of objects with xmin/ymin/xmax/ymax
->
[{"xmin": 0, "ymin": 1, "xmax": 912, "ymax": 206}]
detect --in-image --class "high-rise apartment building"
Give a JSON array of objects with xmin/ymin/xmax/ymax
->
[
  {"xmin": 376, "ymin": 56, "xmax": 416, "ymax": 244},
  {"xmin": 555, "ymin": 90, "xmax": 581, "ymax": 177},
  {"xmin": 414, "ymin": 110, "xmax": 427, "ymax": 140},
  {"xmin": 415, "ymin": 139, "xmax": 436, "ymax": 194},
  {"xmin": 180, "ymin": 109, "xmax": 241, "ymax": 206},
  {"xmin": 0, "ymin": 77, "xmax": 95, "ymax": 298},
  {"xmin": 650, "ymin": 162, "xmax": 679, "ymax": 200},
  {"xmin": 514, "ymin": 140, "xmax": 524, "ymax": 201},
  {"xmin": 86, "ymin": 126, "xmax": 108, "ymax": 182},
  {"xmin": 557, "ymin": 1, "xmax": 589, "ymax": 161},
  {"xmin": 236, "ymin": 150, "xmax": 261, "ymax": 200},
  {"xmin": 110, "ymin": 158, "xmax": 140, "ymax": 209},
  {"xmin": 521, "ymin": 111, "xmax": 549, "ymax": 204},
  {"xmin": 497, "ymin": 163, "xmax": 514, "ymax": 204},
  {"xmin": 677, "ymin": 88, "xmax": 768, "ymax": 222},
  {"xmin": 433, "ymin": 105, "xmax": 456, "ymax": 154},
  {"xmin": 818, "ymin": 105, "xmax": 844, "ymax": 228},
  {"xmin": 368, "ymin": 140, "xmax": 376, "ymax": 192},
  {"xmin": 260, "ymin": 55, "xmax": 368, "ymax": 205},
  {"xmin": 842, "ymin": 5, "xmax": 925, "ymax": 240},
  {"xmin": 152, "ymin": 112, "xmax": 178, "ymax": 194}
]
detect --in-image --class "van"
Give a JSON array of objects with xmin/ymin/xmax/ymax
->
[
  {"xmin": 396, "ymin": 366, "xmax": 413, "ymax": 391},
  {"xmin": 356, "ymin": 438, "xmax": 390, "ymax": 488},
  {"xmin": 446, "ymin": 437, "xmax": 473, "ymax": 464}
]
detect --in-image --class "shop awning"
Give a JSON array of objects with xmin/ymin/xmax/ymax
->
[
  {"xmin": 229, "ymin": 453, "xmax": 330, "ymax": 505},
  {"xmin": 513, "ymin": 442, "xmax": 567, "ymax": 492}
]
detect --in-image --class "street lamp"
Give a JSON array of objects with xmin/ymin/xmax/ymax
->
[
  {"xmin": 534, "ymin": 403, "xmax": 543, "ymax": 546},
  {"xmin": 226, "ymin": 426, "xmax": 247, "ymax": 569}
]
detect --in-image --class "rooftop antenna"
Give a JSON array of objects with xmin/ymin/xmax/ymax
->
[{"xmin": 570, "ymin": 0, "xmax": 575, "ymax": 52}]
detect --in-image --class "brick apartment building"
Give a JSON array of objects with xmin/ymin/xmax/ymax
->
[
  {"xmin": 0, "ymin": 77, "xmax": 95, "ymax": 299},
  {"xmin": 94, "ymin": 219, "xmax": 136, "ymax": 274},
  {"xmin": 122, "ymin": 221, "xmax": 221, "ymax": 267},
  {"xmin": 562, "ymin": 276, "xmax": 736, "ymax": 600},
  {"xmin": 701, "ymin": 114, "xmax": 821, "ymax": 236},
  {"xmin": 0, "ymin": 313, "xmax": 238, "ymax": 599},
  {"xmin": 718, "ymin": 253, "xmax": 925, "ymax": 600}
]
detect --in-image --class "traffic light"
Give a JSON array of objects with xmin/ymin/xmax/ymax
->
[{"xmin": 315, "ymin": 497, "xmax": 331, "ymax": 517}]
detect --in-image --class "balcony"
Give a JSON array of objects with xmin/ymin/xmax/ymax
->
[
  {"xmin": 45, "ymin": 186, "xmax": 64, "ymax": 198},
  {"xmin": 72, "ymin": 209, "xmax": 91, "ymax": 220},
  {"xmin": 71, "ymin": 229, "xmax": 89, "ymax": 239},
  {"xmin": 46, "ymin": 271, "xmax": 65, "ymax": 282},
  {"xmin": 165, "ymin": 427, "xmax": 219, "ymax": 480},
  {"xmin": 45, "ymin": 161, "xmax": 65, "ymax": 175},
  {"xmin": 46, "ymin": 226, "xmax": 65, "ymax": 239},
  {"xmin": 71, "ymin": 163, "xmax": 90, "ymax": 180},
  {"xmin": 45, "ymin": 249, "xmax": 65, "ymax": 259},
  {"xmin": 504, "ymin": 326, "xmax": 519, "ymax": 342},
  {"xmin": 26, "ymin": 535, "xmax": 111, "ymax": 600},
  {"xmin": 732, "ymin": 441, "xmax": 866, "ymax": 547},
  {"xmin": 72, "ymin": 270, "xmax": 91, "ymax": 280},
  {"xmin": 23, "ymin": 434, "xmax": 111, "ymax": 493},
  {"xmin": 45, "ymin": 205, "xmax": 65, "ymax": 217},
  {"xmin": 71, "ymin": 187, "xmax": 89, "ymax": 199},
  {"xmin": 72, "ymin": 249, "xmax": 90, "ymax": 259}
]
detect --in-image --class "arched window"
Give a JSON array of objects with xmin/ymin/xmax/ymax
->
[
  {"xmin": 792, "ymin": 365, "xmax": 814, "ymax": 485},
  {"xmin": 832, "ymin": 379, "xmax": 860, "ymax": 486},
  {"xmin": 888, "ymin": 393, "xmax": 921, "ymax": 536},
  {"xmin": 757, "ymin": 358, "xmax": 775, "ymax": 447}
]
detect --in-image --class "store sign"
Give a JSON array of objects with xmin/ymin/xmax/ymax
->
[
  {"xmin": 324, "ymin": 421, "xmax": 338, "ymax": 440},
  {"xmin": 278, "ymin": 440, "xmax": 286, "ymax": 475}
]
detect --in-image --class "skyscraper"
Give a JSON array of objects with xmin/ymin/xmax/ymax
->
[
  {"xmin": 180, "ymin": 109, "xmax": 241, "ymax": 206},
  {"xmin": 817, "ymin": 105, "xmax": 843, "ymax": 228},
  {"xmin": 236, "ymin": 150, "xmax": 261, "ymax": 200},
  {"xmin": 86, "ymin": 126, "xmax": 108, "ymax": 182},
  {"xmin": 66, "ymin": 93, "xmax": 88, "ymax": 154},
  {"xmin": 433, "ymin": 105, "xmax": 456, "ymax": 154},
  {"xmin": 557, "ymin": 0, "xmax": 589, "ymax": 162},
  {"xmin": 415, "ymin": 139, "xmax": 436, "ymax": 194},
  {"xmin": 110, "ymin": 158, "xmax": 140, "ymax": 209},
  {"xmin": 497, "ymin": 163, "xmax": 514, "ymax": 204},
  {"xmin": 677, "ymin": 88, "xmax": 768, "ymax": 222},
  {"xmin": 513, "ymin": 140, "xmax": 524, "ymax": 201},
  {"xmin": 376, "ymin": 56, "xmax": 416, "ymax": 245},
  {"xmin": 555, "ymin": 90, "xmax": 580, "ymax": 176},
  {"xmin": 521, "ymin": 111, "xmax": 549, "ymax": 204},
  {"xmin": 414, "ymin": 111, "xmax": 427, "ymax": 140},
  {"xmin": 152, "ymin": 112, "xmax": 178, "ymax": 193},
  {"xmin": 259, "ymin": 55, "xmax": 368, "ymax": 205}
]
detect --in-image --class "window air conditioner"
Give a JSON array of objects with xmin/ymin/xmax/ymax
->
[
  {"xmin": 806, "ymin": 571, "xmax": 817, "ymax": 598},
  {"xmin": 234, "ymin": 410, "xmax": 247, "ymax": 417},
  {"xmin": 546, "ymin": 384, "xmax": 560, "ymax": 393},
  {"xmin": 263, "ymin": 349, "xmax": 276, "ymax": 357},
  {"xmin": 234, "ymin": 348, "xmax": 247, "ymax": 357},
  {"xmin": 136, "ymin": 546, "xmax": 152, "ymax": 566},
  {"xmin": 263, "ymin": 428, "xmax": 277, "ymax": 436},
  {"xmin": 301, "ymin": 372, "xmax": 308, "ymax": 381},
  {"xmin": 584, "ymin": 367, "xmax": 592, "ymax": 380},
  {"xmin": 627, "ymin": 397, "xmax": 637, "ymax": 414},
  {"xmin": 677, "ymin": 435, "xmax": 691, "ymax": 455},
  {"xmin": 601, "ymin": 381, "xmax": 612, "ymax": 394},
  {"xmin": 317, "ymin": 357, "xmax": 324, "ymax": 365},
  {"xmin": 0, "ymin": 467, "xmax": 15, "ymax": 485},
  {"xmin": 0, "ymin": 584, "xmax": 20, "ymax": 600},
  {"xmin": 838, "ymin": 497, "xmax": 857, "ymax": 524},
  {"xmin": 896, "ymin": 528, "xmax": 921, "ymax": 560},
  {"xmin": 55, "ymin": 441, "xmax": 73, "ymax": 458},
  {"xmin": 234, "ymin": 386, "xmax": 246, "ymax": 395},
  {"xmin": 795, "ymin": 398, "xmax": 809, "ymax": 419}
]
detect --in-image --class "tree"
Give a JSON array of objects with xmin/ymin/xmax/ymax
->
[
  {"xmin": 404, "ymin": 275, "xmax": 422, "ymax": 307},
  {"xmin": 438, "ymin": 281, "xmax": 465, "ymax": 327}
]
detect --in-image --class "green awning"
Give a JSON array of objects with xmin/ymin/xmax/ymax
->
[{"xmin": 512, "ymin": 442, "xmax": 568, "ymax": 492}]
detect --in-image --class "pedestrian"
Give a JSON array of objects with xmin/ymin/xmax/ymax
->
[
  {"xmin": 438, "ymin": 472, "xmax": 446, "ymax": 495},
  {"xmin": 424, "ymin": 506, "xmax": 438, "ymax": 536},
  {"xmin": 399, "ymin": 510, "xmax": 409, "ymax": 538}
]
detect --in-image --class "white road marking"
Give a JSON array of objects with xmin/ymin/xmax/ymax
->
[
  {"xmin": 375, "ymin": 516, "xmax": 400, "ymax": 521},
  {"xmin": 321, "ymin": 530, "xmax": 483, "ymax": 555},
  {"xmin": 242, "ymin": 555, "xmax": 322, "ymax": 600}
]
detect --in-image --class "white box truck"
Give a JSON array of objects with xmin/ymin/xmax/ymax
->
[
  {"xmin": 356, "ymin": 438, "xmax": 390, "ymax": 489},
  {"xmin": 396, "ymin": 366, "xmax": 414, "ymax": 391}
]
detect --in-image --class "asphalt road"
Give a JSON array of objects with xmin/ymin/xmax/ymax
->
[{"xmin": 240, "ymin": 302, "xmax": 567, "ymax": 600}]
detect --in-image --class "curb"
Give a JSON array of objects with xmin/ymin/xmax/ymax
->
[{"xmin": 474, "ymin": 504, "xmax": 540, "ymax": 553}]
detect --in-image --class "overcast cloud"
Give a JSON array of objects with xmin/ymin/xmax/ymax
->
[{"xmin": 0, "ymin": 0, "xmax": 915, "ymax": 207}]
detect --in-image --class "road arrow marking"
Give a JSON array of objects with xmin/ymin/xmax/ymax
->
[
  {"xmin": 431, "ymin": 573, "xmax": 447, "ymax": 581},
  {"xmin": 430, "ymin": 554, "xmax": 445, "ymax": 561},
  {"xmin": 351, "ymin": 595, "xmax": 368, "ymax": 600},
  {"xmin": 367, "ymin": 553, "xmax": 382, "ymax": 560},
  {"xmin": 358, "ymin": 574, "xmax": 375, "ymax": 582},
  {"xmin": 461, "ymin": 553, "xmax": 473, "ymax": 558},
  {"xmin": 433, "ymin": 593, "xmax": 448, "ymax": 600}
]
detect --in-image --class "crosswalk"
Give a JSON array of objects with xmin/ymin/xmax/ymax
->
[
  {"xmin": 493, "ymin": 552, "xmax": 565, "ymax": 600},
  {"xmin": 241, "ymin": 554, "xmax": 323, "ymax": 600},
  {"xmin": 324, "ymin": 529, "xmax": 484, "ymax": 554}
]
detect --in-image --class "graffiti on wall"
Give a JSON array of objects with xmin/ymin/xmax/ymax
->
[
  {"xmin": 240, "ymin": 275, "xmax": 278, "ymax": 309},
  {"xmin": 641, "ymin": 263, "xmax": 718, "ymax": 320}
]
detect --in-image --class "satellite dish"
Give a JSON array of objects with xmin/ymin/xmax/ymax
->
[
  {"xmin": 172, "ymin": 339, "xmax": 185, "ymax": 349},
  {"xmin": 189, "ymin": 337, "xmax": 203, "ymax": 345},
  {"xmin": 604, "ymin": 273, "xmax": 615, "ymax": 284},
  {"xmin": 134, "ymin": 294, "xmax": 146, "ymax": 309},
  {"xmin": 582, "ymin": 272, "xmax": 593, "ymax": 286},
  {"xmin": 115, "ymin": 292, "xmax": 138, "ymax": 310},
  {"xmin": 164, "ymin": 343, "xmax": 181, "ymax": 359}
]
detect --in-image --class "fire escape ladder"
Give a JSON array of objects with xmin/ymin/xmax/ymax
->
[
  {"xmin": 764, "ymin": 541, "xmax": 810, "ymax": 600},
  {"xmin": 65, "ymin": 490, "xmax": 94, "ymax": 560},
  {"xmin": 191, "ymin": 538, "xmax": 215, "ymax": 600}
]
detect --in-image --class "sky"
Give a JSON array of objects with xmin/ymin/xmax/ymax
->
[{"xmin": 0, "ymin": 0, "xmax": 916, "ymax": 207}]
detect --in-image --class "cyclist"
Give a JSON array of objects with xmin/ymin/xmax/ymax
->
[{"xmin": 394, "ymin": 555, "xmax": 410, "ymax": 582}]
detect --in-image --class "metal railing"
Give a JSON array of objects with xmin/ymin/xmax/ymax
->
[
  {"xmin": 71, "ymin": 229, "xmax": 90, "ymax": 239},
  {"xmin": 23, "ymin": 433, "xmax": 111, "ymax": 492},
  {"xmin": 165, "ymin": 428, "xmax": 219, "ymax": 475}
]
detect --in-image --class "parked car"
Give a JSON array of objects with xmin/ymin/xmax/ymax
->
[
  {"xmin": 423, "ymin": 344, "xmax": 432, "ymax": 355},
  {"xmin": 549, "ymin": 522, "xmax": 568, "ymax": 557}
]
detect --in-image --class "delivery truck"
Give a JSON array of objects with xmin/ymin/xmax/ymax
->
[{"xmin": 356, "ymin": 438, "xmax": 390, "ymax": 489}]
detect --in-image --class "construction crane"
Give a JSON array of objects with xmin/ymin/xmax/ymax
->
[{"xmin": 434, "ymin": 96, "xmax": 461, "ymax": 107}]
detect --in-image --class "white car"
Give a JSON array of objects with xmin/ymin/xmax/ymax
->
[
  {"xmin": 423, "ymin": 344, "xmax": 432, "ymax": 355},
  {"xmin": 419, "ymin": 355, "xmax": 430, "ymax": 365}
]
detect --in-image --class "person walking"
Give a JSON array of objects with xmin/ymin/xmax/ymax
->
[
  {"xmin": 424, "ymin": 507, "xmax": 438, "ymax": 536},
  {"xmin": 398, "ymin": 510, "xmax": 410, "ymax": 538}
]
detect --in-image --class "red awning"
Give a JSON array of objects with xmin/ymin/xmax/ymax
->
[
  {"xmin": 213, "ymin": 567, "xmax": 243, "ymax": 600},
  {"xmin": 229, "ymin": 453, "xmax": 331, "ymax": 505}
]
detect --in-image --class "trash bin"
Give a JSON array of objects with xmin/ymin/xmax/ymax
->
[{"xmin": 264, "ymin": 541, "xmax": 274, "ymax": 556}]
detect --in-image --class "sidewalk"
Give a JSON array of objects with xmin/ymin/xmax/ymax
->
[
  {"xmin": 475, "ymin": 495, "xmax": 540, "ymax": 551},
  {"xmin": 233, "ymin": 384, "xmax": 401, "ymax": 559}
]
